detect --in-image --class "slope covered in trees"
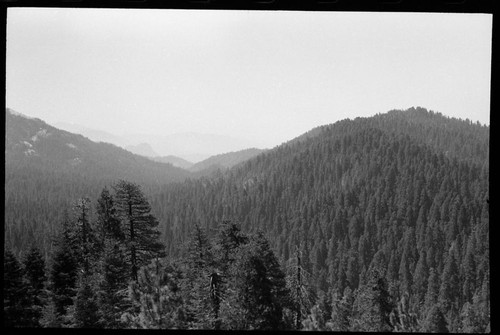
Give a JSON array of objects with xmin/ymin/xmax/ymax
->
[
  {"xmin": 147, "ymin": 107, "xmax": 489, "ymax": 331},
  {"xmin": 4, "ymin": 108, "xmax": 190, "ymax": 255},
  {"xmin": 4, "ymin": 107, "xmax": 489, "ymax": 331},
  {"xmin": 189, "ymin": 148, "xmax": 267, "ymax": 173}
]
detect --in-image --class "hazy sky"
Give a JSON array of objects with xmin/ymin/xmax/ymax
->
[{"xmin": 6, "ymin": 9, "xmax": 492, "ymax": 148}]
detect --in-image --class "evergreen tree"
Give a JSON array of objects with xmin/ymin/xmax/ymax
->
[
  {"xmin": 461, "ymin": 234, "xmax": 476, "ymax": 304},
  {"xmin": 219, "ymin": 231, "xmax": 292, "ymax": 330},
  {"xmin": 182, "ymin": 225, "xmax": 217, "ymax": 329},
  {"xmin": 124, "ymin": 259, "xmax": 187, "ymax": 329},
  {"xmin": 73, "ymin": 197, "xmax": 96, "ymax": 274},
  {"xmin": 113, "ymin": 180, "xmax": 166, "ymax": 281},
  {"xmin": 389, "ymin": 292, "xmax": 419, "ymax": 332},
  {"xmin": 22, "ymin": 244, "xmax": 48, "ymax": 327},
  {"xmin": 95, "ymin": 186, "xmax": 123, "ymax": 246},
  {"xmin": 460, "ymin": 301, "xmax": 483, "ymax": 333},
  {"xmin": 4, "ymin": 250, "xmax": 32, "ymax": 327},
  {"xmin": 49, "ymin": 215, "xmax": 79, "ymax": 318},
  {"xmin": 285, "ymin": 244, "xmax": 316, "ymax": 330},
  {"xmin": 422, "ymin": 304, "xmax": 448, "ymax": 333},
  {"xmin": 351, "ymin": 267, "xmax": 393, "ymax": 332},
  {"xmin": 213, "ymin": 220, "xmax": 248, "ymax": 274},
  {"xmin": 412, "ymin": 250, "xmax": 428, "ymax": 303},
  {"xmin": 39, "ymin": 293, "xmax": 63, "ymax": 328},
  {"xmin": 97, "ymin": 240, "xmax": 130, "ymax": 328},
  {"xmin": 328, "ymin": 287, "xmax": 354, "ymax": 332},
  {"xmin": 69, "ymin": 275, "xmax": 101, "ymax": 328},
  {"xmin": 424, "ymin": 267, "xmax": 440, "ymax": 312},
  {"xmin": 439, "ymin": 244, "xmax": 460, "ymax": 317}
]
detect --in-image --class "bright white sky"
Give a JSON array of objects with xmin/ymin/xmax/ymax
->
[{"xmin": 6, "ymin": 9, "xmax": 492, "ymax": 148}]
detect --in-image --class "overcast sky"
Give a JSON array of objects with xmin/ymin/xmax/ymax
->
[{"xmin": 6, "ymin": 9, "xmax": 492, "ymax": 148}]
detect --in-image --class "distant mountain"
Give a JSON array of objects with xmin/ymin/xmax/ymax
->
[
  {"xmin": 54, "ymin": 122, "xmax": 266, "ymax": 163},
  {"xmin": 152, "ymin": 155, "xmax": 194, "ymax": 170},
  {"xmin": 189, "ymin": 148, "xmax": 267, "ymax": 173},
  {"xmin": 125, "ymin": 132, "xmax": 266, "ymax": 163},
  {"xmin": 125, "ymin": 143, "xmax": 159, "ymax": 157},
  {"xmin": 5, "ymin": 108, "xmax": 188, "ymax": 184},
  {"xmin": 54, "ymin": 121, "xmax": 132, "ymax": 148},
  {"xmin": 5, "ymin": 108, "xmax": 191, "ymax": 253}
]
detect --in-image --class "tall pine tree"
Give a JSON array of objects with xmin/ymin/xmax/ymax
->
[
  {"xmin": 49, "ymin": 214, "xmax": 79, "ymax": 319},
  {"xmin": 4, "ymin": 250, "xmax": 32, "ymax": 327},
  {"xmin": 113, "ymin": 180, "xmax": 165, "ymax": 281},
  {"xmin": 22, "ymin": 245, "xmax": 48, "ymax": 327}
]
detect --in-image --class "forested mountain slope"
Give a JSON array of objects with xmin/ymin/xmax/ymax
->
[
  {"xmin": 4, "ymin": 106, "xmax": 489, "ymax": 331},
  {"xmin": 5, "ymin": 108, "xmax": 190, "ymax": 254},
  {"xmin": 147, "ymin": 107, "xmax": 488, "ymax": 331}
]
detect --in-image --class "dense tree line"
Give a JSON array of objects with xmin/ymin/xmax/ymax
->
[
  {"xmin": 4, "ymin": 107, "xmax": 489, "ymax": 331},
  {"xmin": 147, "ymin": 108, "xmax": 489, "ymax": 331},
  {"xmin": 4, "ymin": 109, "xmax": 189, "ymax": 256},
  {"xmin": 4, "ymin": 183, "xmax": 296, "ymax": 330}
]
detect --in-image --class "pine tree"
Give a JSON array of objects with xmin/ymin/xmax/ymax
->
[
  {"xmin": 39, "ymin": 293, "xmax": 63, "ymax": 328},
  {"xmin": 328, "ymin": 287, "xmax": 354, "ymax": 332},
  {"xmin": 460, "ymin": 301, "xmax": 483, "ymax": 333},
  {"xmin": 124, "ymin": 259, "xmax": 187, "ymax": 329},
  {"xmin": 22, "ymin": 245, "xmax": 48, "ymax": 327},
  {"xmin": 422, "ymin": 304, "xmax": 448, "ymax": 333},
  {"xmin": 412, "ymin": 250, "xmax": 428, "ymax": 303},
  {"xmin": 285, "ymin": 244, "xmax": 316, "ymax": 330},
  {"xmin": 4, "ymin": 250, "xmax": 32, "ymax": 327},
  {"xmin": 95, "ymin": 186, "xmax": 123, "ymax": 246},
  {"xmin": 113, "ymin": 180, "xmax": 166, "ymax": 281},
  {"xmin": 49, "ymin": 215, "xmax": 79, "ymax": 318},
  {"xmin": 219, "ymin": 231, "xmax": 292, "ymax": 330},
  {"xmin": 439, "ymin": 244, "xmax": 460, "ymax": 315},
  {"xmin": 70, "ymin": 275, "xmax": 101, "ymax": 328},
  {"xmin": 346, "ymin": 250, "xmax": 359, "ymax": 290},
  {"xmin": 461, "ymin": 234, "xmax": 476, "ymax": 304},
  {"xmin": 213, "ymin": 220, "xmax": 248, "ymax": 274},
  {"xmin": 97, "ymin": 240, "xmax": 130, "ymax": 328},
  {"xmin": 351, "ymin": 267, "xmax": 393, "ymax": 332},
  {"xmin": 389, "ymin": 292, "xmax": 419, "ymax": 332},
  {"xmin": 182, "ymin": 225, "xmax": 217, "ymax": 329},
  {"xmin": 73, "ymin": 197, "xmax": 96, "ymax": 274},
  {"xmin": 424, "ymin": 267, "xmax": 439, "ymax": 312}
]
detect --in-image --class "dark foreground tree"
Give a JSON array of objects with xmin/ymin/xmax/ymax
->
[
  {"xmin": 219, "ymin": 231, "xmax": 293, "ymax": 330},
  {"xmin": 95, "ymin": 187, "xmax": 123, "ymax": 246},
  {"xmin": 123, "ymin": 259, "xmax": 187, "ymax": 329},
  {"xmin": 113, "ymin": 180, "xmax": 165, "ymax": 281},
  {"xmin": 327, "ymin": 287, "xmax": 354, "ymax": 331},
  {"xmin": 422, "ymin": 304, "xmax": 449, "ymax": 333},
  {"xmin": 39, "ymin": 293, "xmax": 63, "ymax": 328},
  {"xmin": 351, "ymin": 267, "xmax": 393, "ymax": 332},
  {"xmin": 22, "ymin": 245, "xmax": 48, "ymax": 327},
  {"xmin": 4, "ymin": 250, "xmax": 32, "ymax": 327},
  {"xmin": 97, "ymin": 241, "xmax": 130, "ymax": 328},
  {"xmin": 49, "ymin": 215, "xmax": 79, "ymax": 318},
  {"xmin": 72, "ymin": 197, "xmax": 98, "ymax": 275},
  {"xmin": 182, "ymin": 225, "xmax": 217, "ymax": 329},
  {"xmin": 69, "ymin": 275, "xmax": 101, "ymax": 328}
]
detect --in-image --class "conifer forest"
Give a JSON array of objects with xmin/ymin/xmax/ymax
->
[{"xmin": 4, "ymin": 107, "xmax": 490, "ymax": 332}]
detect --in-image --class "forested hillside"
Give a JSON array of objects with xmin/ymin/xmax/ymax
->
[
  {"xmin": 5, "ymin": 108, "xmax": 190, "ymax": 255},
  {"xmin": 4, "ymin": 107, "xmax": 489, "ymax": 331},
  {"xmin": 147, "ymin": 107, "xmax": 489, "ymax": 331}
]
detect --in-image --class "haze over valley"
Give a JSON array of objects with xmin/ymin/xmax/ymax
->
[{"xmin": 55, "ymin": 121, "xmax": 267, "ymax": 163}]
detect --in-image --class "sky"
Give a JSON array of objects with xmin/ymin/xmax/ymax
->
[{"xmin": 6, "ymin": 9, "xmax": 492, "ymax": 149}]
